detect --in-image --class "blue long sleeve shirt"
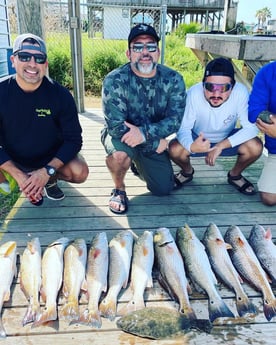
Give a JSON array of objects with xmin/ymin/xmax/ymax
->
[
  {"xmin": 248, "ymin": 61, "xmax": 276, "ymax": 154},
  {"xmin": 0, "ymin": 76, "xmax": 83, "ymax": 168}
]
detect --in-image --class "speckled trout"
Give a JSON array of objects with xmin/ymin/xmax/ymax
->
[
  {"xmin": 176, "ymin": 224, "xmax": 235, "ymax": 322},
  {"xmin": 203, "ymin": 223, "xmax": 256, "ymax": 317},
  {"xmin": 225, "ymin": 225, "xmax": 276, "ymax": 321},
  {"xmin": 154, "ymin": 227, "xmax": 196, "ymax": 319},
  {"xmin": 249, "ymin": 224, "xmax": 276, "ymax": 286}
]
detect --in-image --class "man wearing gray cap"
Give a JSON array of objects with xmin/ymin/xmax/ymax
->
[
  {"xmin": 0, "ymin": 33, "xmax": 88, "ymax": 205},
  {"xmin": 169, "ymin": 57, "xmax": 263, "ymax": 195},
  {"xmin": 101, "ymin": 23, "xmax": 186, "ymax": 214}
]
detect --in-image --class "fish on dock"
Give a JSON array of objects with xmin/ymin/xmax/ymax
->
[
  {"xmin": 59, "ymin": 238, "xmax": 87, "ymax": 322},
  {"xmin": 20, "ymin": 237, "xmax": 42, "ymax": 326},
  {"xmin": 248, "ymin": 224, "xmax": 276, "ymax": 286},
  {"xmin": 119, "ymin": 230, "xmax": 154, "ymax": 315},
  {"xmin": 203, "ymin": 223, "xmax": 256, "ymax": 318},
  {"xmin": 99, "ymin": 230, "xmax": 133, "ymax": 321},
  {"xmin": 224, "ymin": 225, "xmax": 276, "ymax": 321},
  {"xmin": 79, "ymin": 232, "xmax": 109, "ymax": 328},
  {"xmin": 154, "ymin": 227, "xmax": 196, "ymax": 319},
  {"xmin": 117, "ymin": 307, "xmax": 213, "ymax": 339},
  {"xmin": 176, "ymin": 224, "xmax": 235, "ymax": 322},
  {"xmin": 0, "ymin": 241, "xmax": 17, "ymax": 338},
  {"xmin": 32, "ymin": 237, "xmax": 70, "ymax": 327}
]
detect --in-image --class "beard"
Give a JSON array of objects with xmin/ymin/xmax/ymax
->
[{"xmin": 133, "ymin": 55, "xmax": 157, "ymax": 75}]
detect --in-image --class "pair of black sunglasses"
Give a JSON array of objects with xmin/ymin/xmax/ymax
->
[
  {"xmin": 130, "ymin": 43, "xmax": 158, "ymax": 53},
  {"xmin": 14, "ymin": 52, "xmax": 47, "ymax": 64}
]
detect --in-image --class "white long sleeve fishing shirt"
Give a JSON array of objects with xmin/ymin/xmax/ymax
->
[{"xmin": 177, "ymin": 82, "xmax": 259, "ymax": 152}]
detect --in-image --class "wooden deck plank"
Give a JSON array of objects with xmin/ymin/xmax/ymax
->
[{"xmin": 1, "ymin": 109, "xmax": 276, "ymax": 344}]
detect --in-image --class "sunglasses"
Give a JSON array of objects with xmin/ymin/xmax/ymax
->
[
  {"xmin": 204, "ymin": 82, "xmax": 232, "ymax": 93},
  {"xmin": 14, "ymin": 52, "xmax": 47, "ymax": 64},
  {"xmin": 130, "ymin": 43, "xmax": 158, "ymax": 53}
]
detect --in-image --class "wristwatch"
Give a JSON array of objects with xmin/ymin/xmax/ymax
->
[{"xmin": 45, "ymin": 165, "xmax": 56, "ymax": 177}]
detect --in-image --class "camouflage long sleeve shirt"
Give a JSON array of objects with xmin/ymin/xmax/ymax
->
[{"xmin": 102, "ymin": 63, "xmax": 186, "ymax": 154}]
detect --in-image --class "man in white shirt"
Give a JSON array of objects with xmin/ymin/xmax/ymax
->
[{"xmin": 169, "ymin": 57, "xmax": 263, "ymax": 195}]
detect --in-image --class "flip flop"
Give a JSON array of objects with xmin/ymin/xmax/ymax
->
[
  {"xmin": 227, "ymin": 172, "xmax": 256, "ymax": 195},
  {"xmin": 109, "ymin": 189, "xmax": 128, "ymax": 214},
  {"xmin": 174, "ymin": 168, "xmax": 194, "ymax": 189}
]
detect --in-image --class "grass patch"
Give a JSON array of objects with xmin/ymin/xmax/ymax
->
[{"xmin": 0, "ymin": 188, "xmax": 20, "ymax": 226}]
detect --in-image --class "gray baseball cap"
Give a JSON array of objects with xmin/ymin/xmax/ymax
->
[{"xmin": 13, "ymin": 33, "xmax": 47, "ymax": 55}]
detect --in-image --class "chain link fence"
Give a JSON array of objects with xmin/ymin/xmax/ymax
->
[
  {"xmin": 7, "ymin": 0, "xmax": 164, "ymax": 108},
  {"xmin": 8, "ymin": 1, "xmax": 164, "ymax": 59}
]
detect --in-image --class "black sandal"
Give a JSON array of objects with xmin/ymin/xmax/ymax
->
[
  {"xmin": 109, "ymin": 189, "xmax": 128, "ymax": 214},
  {"xmin": 227, "ymin": 172, "xmax": 256, "ymax": 195},
  {"xmin": 174, "ymin": 168, "xmax": 194, "ymax": 189}
]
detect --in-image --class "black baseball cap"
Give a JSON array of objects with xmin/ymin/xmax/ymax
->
[
  {"xmin": 203, "ymin": 57, "xmax": 235, "ymax": 82},
  {"xmin": 128, "ymin": 24, "xmax": 160, "ymax": 47},
  {"xmin": 13, "ymin": 33, "xmax": 47, "ymax": 55}
]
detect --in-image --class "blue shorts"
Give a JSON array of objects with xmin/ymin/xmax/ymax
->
[{"xmin": 191, "ymin": 129, "xmax": 240, "ymax": 157}]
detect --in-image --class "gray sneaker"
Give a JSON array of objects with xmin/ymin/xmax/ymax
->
[{"xmin": 44, "ymin": 181, "xmax": 65, "ymax": 200}]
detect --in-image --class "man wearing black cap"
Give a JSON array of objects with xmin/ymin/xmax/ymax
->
[
  {"xmin": 0, "ymin": 33, "xmax": 89, "ymax": 205},
  {"xmin": 101, "ymin": 23, "xmax": 186, "ymax": 214},
  {"xmin": 169, "ymin": 57, "xmax": 263, "ymax": 195}
]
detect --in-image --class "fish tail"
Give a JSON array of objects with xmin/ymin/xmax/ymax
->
[
  {"xmin": 179, "ymin": 305, "xmax": 197, "ymax": 320},
  {"xmin": 22, "ymin": 304, "xmax": 41, "ymax": 326},
  {"xmin": 32, "ymin": 305, "xmax": 57, "ymax": 327},
  {"xmin": 0, "ymin": 318, "xmax": 6, "ymax": 338},
  {"xmin": 59, "ymin": 301, "xmax": 79, "ymax": 321},
  {"xmin": 78, "ymin": 308, "xmax": 102, "ymax": 328},
  {"xmin": 118, "ymin": 298, "xmax": 145, "ymax": 316},
  {"xmin": 99, "ymin": 298, "xmax": 117, "ymax": 321},
  {"xmin": 190, "ymin": 319, "xmax": 213, "ymax": 333},
  {"xmin": 263, "ymin": 298, "xmax": 276, "ymax": 321},
  {"xmin": 208, "ymin": 298, "xmax": 235, "ymax": 322},
  {"xmin": 236, "ymin": 295, "xmax": 257, "ymax": 318}
]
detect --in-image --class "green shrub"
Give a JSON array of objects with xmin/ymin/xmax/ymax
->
[
  {"xmin": 173, "ymin": 22, "xmax": 202, "ymax": 39},
  {"xmin": 84, "ymin": 47, "xmax": 126, "ymax": 95},
  {"xmin": 46, "ymin": 33, "xmax": 204, "ymax": 96},
  {"xmin": 164, "ymin": 35, "xmax": 204, "ymax": 89},
  {"xmin": 48, "ymin": 51, "xmax": 73, "ymax": 89}
]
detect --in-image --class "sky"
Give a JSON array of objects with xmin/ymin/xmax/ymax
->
[{"xmin": 236, "ymin": 0, "xmax": 276, "ymax": 24}]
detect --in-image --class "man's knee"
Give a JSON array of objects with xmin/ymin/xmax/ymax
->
[
  {"xmin": 107, "ymin": 151, "xmax": 130, "ymax": 164},
  {"xmin": 168, "ymin": 139, "xmax": 189, "ymax": 159},
  {"xmin": 148, "ymin": 180, "xmax": 174, "ymax": 196},
  {"xmin": 71, "ymin": 161, "xmax": 89, "ymax": 183},
  {"xmin": 240, "ymin": 137, "xmax": 263, "ymax": 157},
  {"xmin": 106, "ymin": 151, "xmax": 131, "ymax": 173}
]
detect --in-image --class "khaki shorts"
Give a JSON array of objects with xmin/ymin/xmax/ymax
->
[{"xmin": 257, "ymin": 154, "xmax": 276, "ymax": 193}]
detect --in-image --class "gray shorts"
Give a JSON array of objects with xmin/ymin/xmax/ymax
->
[
  {"xmin": 101, "ymin": 130, "xmax": 174, "ymax": 196},
  {"xmin": 257, "ymin": 154, "xmax": 276, "ymax": 193}
]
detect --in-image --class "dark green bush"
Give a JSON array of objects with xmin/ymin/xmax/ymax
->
[
  {"xmin": 84, "ymin": 50, "xmax": 126, "ymax": 95},
  {"xmin": 46, "ymin": 33, "xmax": 205, "ymax": 96},
  {"xmin": 48, "ymin": 51, "xmax": 73, "ymax": 89},
  {"xmin": 174, "ymin": 22, "xmax": 202, "ymax": 39}
]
